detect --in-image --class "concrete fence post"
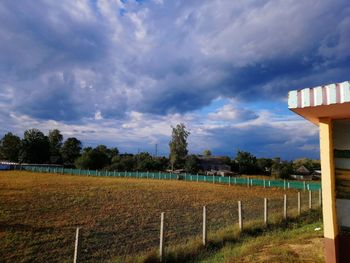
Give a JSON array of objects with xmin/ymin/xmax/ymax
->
[
  {"xmin": 234, "ymin": 177, "xmax": 237, "ymax": 184},
  {"xmin": 213, "ymin": 175, "xmax": 215, "ymax": 184},
  {"xmin": 73, "ymin": 227, "xmax": 81, "ymax": 263},
  {"xmin": 269, "ymin": 180, "xmax": 271, "ymax": 187},
  {"xmin": 284, "ymin": 180, "xmax": 286, "ymax": 190},
  {"xmin": 202, "ymin": 206, "xmax": 207, "ymax": 246},
  {"xmin": 264, "ymin": 198, "xmax": 268, "ymax": 225},
  {"xmin": 283, "ymin": 194, "xmax": 287, "ymax": 220},
  {"xmin": 197, "ymin": 173, "xmax": 199, "ymax": 182},
  {"xmin": 303, "ymin": 181, "xmax": 306, "ymax": 191},
  {"xmin": 309, "ymin": 190, "xmax": 312, "ymax": 210},
  {"xmin": 263, "ymin": 179, "xmax": 266, "ymax": 188},
  {"xmin": 159, "ymin": 212, "xmax": 165, "ymax": 262},
  {"xmin": 238, "ymin": 201, "xmax": 243, "ymax": 230},
  {"xmin": 298, "ymin": 192, "xmax": 301, "ymax": 216},
  {"xmin": 247, "ymin": 178, "xmax": 249, "ymax": 187},
  {"xmin": 287, "ymin": 182, "xmax": 290, "ymax": 189}
]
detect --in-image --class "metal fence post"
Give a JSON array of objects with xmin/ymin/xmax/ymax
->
[
  {"xmin": 283, "ymin": 194, "xmax": 287, "ymax": 220},
  {"xmin": 202, "ymin": 206, "xmax": 207, "ymax": 246},
  {"xmin": 298, "ymin": 192, "xmax": 301, "ymax": 216},
  {"xmin": 238, "ymin": 201, "xmax": 243, "ymax": 230},
  {"xmin": 159, "ymin": 212, "xmax": 165, "ymax": 262},
  {"xmin": 74, "ymin": 227, "xmax": 81, "ymax": 263},
  {"xmin": 264, "ymin": 198, "xmax": 268, "ymax": 225},
  {"xmin": 309, "ymin": 190, "xmax": 312, "ymax": 210}
]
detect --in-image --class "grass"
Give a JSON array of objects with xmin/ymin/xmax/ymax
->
[{"xmin": 0, "ymin": 171, "xmax": 321, "ymax": 262}]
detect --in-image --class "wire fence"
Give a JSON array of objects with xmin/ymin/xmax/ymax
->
[
  {"xmin": 19, "ymin": 165, "xmax": 321, "ymax": 191},
  {"xmin": 4, "ymin": 168, "xmax": 323, "ymax": 262}
]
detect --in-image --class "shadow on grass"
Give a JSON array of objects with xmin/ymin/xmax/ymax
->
[{"xmin": 128, "ymin": 209, "xmax": 322, "ymax": 263}]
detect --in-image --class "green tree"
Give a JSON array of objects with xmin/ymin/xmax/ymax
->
[
  {"xmin": 274, "ymin": 161, "xmax": 293, "ymax": 179},
  {"xmin": 169, "ymin": 123, "xmax": 190, "ymax": 170},
  {"xmin": 75, "ymin": 147, "xmax": 109, "ymax": 170},
  {"xmin": 185, "ymin": 155, "xmax": 199, "ymax": 173},
  {"xmin": 48, "ymin": 129, "xmax": 63, "ymax": 164},
  {"xmin": 61, "ymin": 137, "xmax": 82, "ymax": 165},
  {"xmin": 20, "ymin": 129, "xmax": 50, "ymax": 163},
  {"xmin": 257, "ymin": 158, "xmax": 273, "ymax": 175},
  {"xmin": 0, "ymin": 132, "xmax": 21, "ymax": 162},
  {"xmin": 134, "ymin": 152, "xmax": 154, "ymax": 171},
  {"xmin": 235, "ymin": 151, "xmax": 258, "ymax": 174},
  {"xmin": 203, "ymin": 149, "xmax": 212, "ymax": 156}
]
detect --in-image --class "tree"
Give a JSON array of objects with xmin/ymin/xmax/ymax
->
[
  {"xmin": 203, "ymin": 149, "xmax": 212, "ymax": 156},
  {"xmin": 0, "ymin": 132, "xmax": 21, "ymax": 162},
  {"xmin": 257, "ymin": 158, "xmax": 273, "ymax": 175},
  {"xmin": 185, "ymin": 155, "xmax": 199, "ymax": 173},
  {"xmin": 134, "ymin": 152, "xmax": 154, "ymax": 171},
  {"xmin": 61, "ymin": 137, "xmax": 82, "ymax": 165},
  {"xmin": 272, "ymin": 161, "xmax": 293, "ymax": 179},
  {"xmin": 235, "ymin": 150, "xmax": 258, "ymax": 174},
  {"xmin": 48, "ymin": 129, "xmax": 63, "ymax": 164},
  {"xmin": 20, "ymin": 129, "xmax": 50, "ymax": 163},
  {"xmin": 169, "ymin": 123, "xmax": 190, "ymax": 170},
  {"xmin": 75, "ymin": 146, "xmax": 109, "ymax": 170}
]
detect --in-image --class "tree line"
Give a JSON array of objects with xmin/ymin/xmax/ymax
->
[{"xmin": 0, "ymin": 125, "xmax": 320, "ymax": 178}]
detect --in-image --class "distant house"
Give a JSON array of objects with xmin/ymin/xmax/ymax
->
[
  {"xmin": 198, "ymin": 156, "xmax": 232, "ymax": 175},
  {"xmin": 291, "ymin": 165, "xmax": 313, "ymax": 180}
]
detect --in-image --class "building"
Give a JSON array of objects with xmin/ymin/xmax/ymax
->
[
  {"xmin": 197, "ymin": 156, "xmax": 231, "ymax": 175},
  {"xmin": 288, "ymin": 81, "xmax": 350, "ymax": 263}
]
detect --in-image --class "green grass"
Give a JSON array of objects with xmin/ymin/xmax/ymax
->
[
  {"xmin": 0, "ymin": 171, "xmax": 323, "ymax": 262},
  {"xmin": 113, "ymin": 210, "xmax": 324, "ymax": 263}
]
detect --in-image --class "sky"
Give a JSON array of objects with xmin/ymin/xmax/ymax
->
[{"xmin": 0, "ymin": 0, "xmax": 349, "ymax": 160}]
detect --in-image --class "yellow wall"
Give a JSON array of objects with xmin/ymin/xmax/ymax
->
[{"xmin": 319, "ymin": 118, "xmax": 338, "ymax": 238}]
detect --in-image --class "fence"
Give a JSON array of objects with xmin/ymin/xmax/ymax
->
[
  {"xmin": 7, "ymin": 167, "xmax": 323, "ymax": 262},
  {"xmin": 71, "ymin": 191, "xmax": 321, "ymax": 262},
  {"xmin": 20, "ymin": 165, "xmax": 321, "ymax": 191}
]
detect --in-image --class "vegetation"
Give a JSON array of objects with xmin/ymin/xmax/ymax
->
[
  {"xmin": 0, "ymin": 171, "xmax": 310, "ymax": 263},
  {"xmin": 0, "ymin": 125, "xmax": 321, "ymax": 178},
  {"xmin": 169, "ymin": 123, "xmax": 190, "ymax": 170}
]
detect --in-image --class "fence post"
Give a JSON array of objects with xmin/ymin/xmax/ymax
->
[
  {"xmin": 229, "ymin": 176, "xmax": 231, "ymax": 186},
  {"xmin": 234, "ymin": 177, "xmax": 237, "ymax": 184},
  {"xmin": 284, "ymin": 180, "xmax": 286, "ymax": 190},
  {"xmin": 264, "ymin": 198, "xmax": 268, "ymax": 225},
  {"xmin": 238, "ymin": 201, "xmax": 243, "ymax": 230},
  {"xmin": 298, "ymin": 192, "xmax": 301, "ymax": 216},
  {"xmin": 247, "ymin": 178, "xmax": 249, "ymax": 187},
  {"xmin": 287, "ymin": 182, "xmax": 290, "ymax": 189},
  {"xmin": 213, "ymin": 175, "xmax": 215, "ymax": 184},
  {"xmin": 303, "ymin": 181, "xmax": 306, "ymax": 191},
  {"xmin": 159, "ymin": 212, "xmax": 165, "ymax": 262},
  {"xmin": 319, "ymin": 189, "xmax": 322, "ymax": 207},
  {"xmin": 73, "ymin": 227, "xmax": 81, "ymax": 263},
  {"xmin": 309, "ymin": 190, "xmax": 312, "ymax": 210},
  {"xmin": 283, "ymin": 194, "xmax": 287, "ymax": 220},
  {"xmin": 202, "ymin": 206, "xmax": 207, "ymax": 246},
  {"xmin": 263, "ymin": 179, "xmax": 266, "ymax": 188},
  {"xmin": 197, "ymin": 173, "xmax": 199, "ymax": 182},
  {"xmin": 269, "ymin": 180, "xmax": 271, "ymax": 187}
]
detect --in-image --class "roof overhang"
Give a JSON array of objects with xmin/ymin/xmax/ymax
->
[{"xmin": 288, "ymin": 81, "xmax": 350, "ymax": 125}]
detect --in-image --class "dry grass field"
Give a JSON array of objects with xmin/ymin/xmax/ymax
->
[{"xmin": 0, "ymin": 171, "xmax": 312, "ymax": 262}]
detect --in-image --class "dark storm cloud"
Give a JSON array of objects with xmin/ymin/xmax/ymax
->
[{"xmin": 1, "ymin": 0, "xmax": 350, "ymax": 119}]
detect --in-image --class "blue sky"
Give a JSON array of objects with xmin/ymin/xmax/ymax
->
[{"xmin": 0, "ymin": 0, "xmax": 349, "ymax": 159}]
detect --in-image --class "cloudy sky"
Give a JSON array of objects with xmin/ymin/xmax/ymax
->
[{"xmin": 0, "ymin": 0, "xmax": 349, "ymax": 159}]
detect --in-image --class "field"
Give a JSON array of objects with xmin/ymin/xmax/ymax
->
[{"xmin": 0, "ymin": 171, "xmax": 318, "ymax": 262}]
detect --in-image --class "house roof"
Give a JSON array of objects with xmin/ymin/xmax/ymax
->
[
  {"xmin": 296, "ymin": 165, "xmax": 310, "ymax": 174},
  {"xmin": 197, "ymin": 156, "xmax": 229, "ymax": 165},
  {"xmin": 288, "ymin": 81, "xmax": 350, "ymax": 125}
]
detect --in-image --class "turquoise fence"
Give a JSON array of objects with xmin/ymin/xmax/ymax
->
[{"xmin": 20, "ymin": 165, "xmax": 321, "ymax": 191}]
